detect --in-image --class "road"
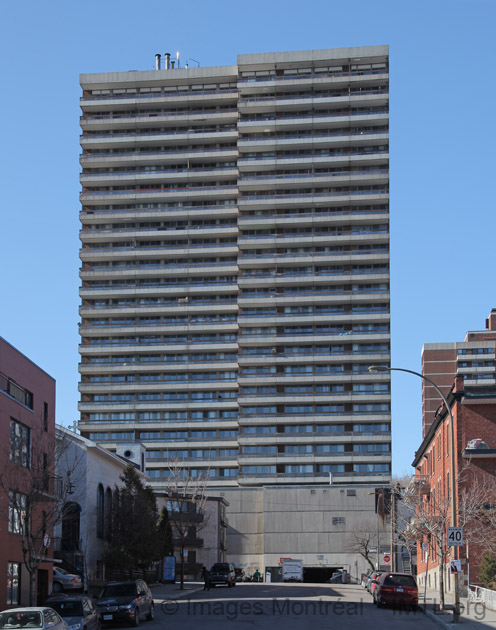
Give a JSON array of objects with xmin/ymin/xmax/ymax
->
[{"xmin": 145, "ymin": 582, "xmax": 440, "ymax": 629}]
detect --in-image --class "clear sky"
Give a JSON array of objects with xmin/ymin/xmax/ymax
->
[{"xmin": 1, "ymin": 0, "xmax": 494, "ymax": 477}]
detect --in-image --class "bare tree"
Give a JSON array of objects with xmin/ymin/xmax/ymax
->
[
  {"xmin": 346, "ymin": 519, "xmax": 383, "ymax": 571},
  {"xmin": 0, "ymin": 424, "xmax": 82, "ymax": 605},
  {"xmin": 161, "ymin": 459, "xmax": 210, "ymax": 589},
  {"xmin": 402, "ymin": 465, "xmax": 492, "ymax": 610},
  {"xmin": 458, "ymin": 472, "xmax": 496, "ymax": 556}
]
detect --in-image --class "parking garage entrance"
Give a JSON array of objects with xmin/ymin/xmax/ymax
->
[{"xmin": 303, "ymin": 566, "xmax": 342, "ymax": 583}]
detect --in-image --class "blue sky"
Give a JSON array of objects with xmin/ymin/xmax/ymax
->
[{"xmin": 0, "ymin": 0, "xmax": 494, "ymax": 476}]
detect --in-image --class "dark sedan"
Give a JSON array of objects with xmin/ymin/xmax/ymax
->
[
  {"xmin": 374, "ymin": 572, "xmax": 418, "ymax": 608},
  {"xmin": 95, "ymin": 580, "xmax": 154, "ymax": 626}
]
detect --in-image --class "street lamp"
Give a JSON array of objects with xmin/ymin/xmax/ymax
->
[{"xmin": 368, "ymin": 365, "xmax": 460, "ymax": 621}]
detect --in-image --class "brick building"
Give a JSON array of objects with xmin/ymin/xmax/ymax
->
[
  {"xmin": 0, "ymin": 337, "xmax": 56, "ymax": 608},
  {"xmin": 412, "ymin": 375, "xmax": 496, "ymax": 593}
]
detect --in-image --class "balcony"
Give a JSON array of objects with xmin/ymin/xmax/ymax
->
[
  {"xmin": 409, "ymin": 474, "xmax": 430, "ymax": 495},
  {"xmin": 33, "ymin": 474, "xmax": 64, "ymax": 501}
]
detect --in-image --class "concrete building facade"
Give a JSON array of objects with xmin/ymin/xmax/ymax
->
[
  {"xmin": 77, "ymin": 45, "xmax": 391, "ymax": 489},
  {"xmin": 209, "ymin": 484, "xmax": 390, "ymax": 581}
]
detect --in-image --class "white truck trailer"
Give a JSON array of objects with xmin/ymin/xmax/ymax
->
[{"xmin": 281, "ymin": 559, "xmax": 303, "ymax": 582}]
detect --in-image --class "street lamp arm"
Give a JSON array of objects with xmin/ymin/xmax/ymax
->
[
  {"xmin": 368, "ymin": 363, "xmax": 460, "ymax": 620},
  {"xmin": 369, "ymin": 365, "xmax": 451, "ymax": 413}
]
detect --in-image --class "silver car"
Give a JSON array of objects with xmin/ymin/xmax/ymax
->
[
  {"xmin": 46, "ymin": 596, "xmax": 100, "ymax": 630},
  {"xmin": 0, "ymin": 608, "xmax": 68, "ymax": 630},
  {"xmin": 53, "ymin": 568, "xmax": 83, "ymax": 593}
]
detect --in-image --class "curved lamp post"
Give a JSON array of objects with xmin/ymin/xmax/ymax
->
[{"xmin": 368, "ymin": 365, "xmax": 460, "ymax": 621}]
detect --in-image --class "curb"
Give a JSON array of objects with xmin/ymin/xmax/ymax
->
[
  {"xmin": 152, "ymin": 586, "xmax": 203, "ymax": 601},
  {"xmin": 422, "ymin": 608, "xmax": 454, "ymax": 630}
]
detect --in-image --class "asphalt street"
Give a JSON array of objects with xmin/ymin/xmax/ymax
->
[{"xmin": 144, "ymin": 582, "xmax": 440, "ymax": 630}]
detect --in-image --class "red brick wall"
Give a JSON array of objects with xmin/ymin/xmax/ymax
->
[
  {"xmin": 0, "ymin": 338, "xmax": 56, "ymax": 608},
  {"xmin": 416, "ymin": 394, "xmax": 496, "ymax": 585}
]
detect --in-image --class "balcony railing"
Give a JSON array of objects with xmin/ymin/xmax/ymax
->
[
  {"xmin": 409, "ymin": 474, "xmax": 431, "ymax": 495},
  {"xmin": 33, "ymin": 475, "xmax": 64, "ymax": 501}
]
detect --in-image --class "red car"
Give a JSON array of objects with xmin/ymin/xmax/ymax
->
[{"xmin": 374, "ymin": 572, "xmax": 418, "ymax": 608}]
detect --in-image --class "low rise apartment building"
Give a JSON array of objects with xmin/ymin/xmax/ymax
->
[
  {"xmin": 413, "ymin": 375, "xmax": 496, "ymax": 593},
  {"xmin": 0, "ymin": 337, "xmax": 56, "ymax": 607}
]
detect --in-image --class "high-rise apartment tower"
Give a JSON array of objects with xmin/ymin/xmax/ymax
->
[{"xmin": 78, "ymin": 46, "xmax": 391, "ymax": 490}]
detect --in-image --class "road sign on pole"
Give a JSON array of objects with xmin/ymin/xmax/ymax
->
[
  {"xmin": 447, "ymin": 527, "xmax": 463, "ymax": 546},
  {"xmin": 383, "ymin": 554, "xmax": 390, "ymax": 564}
]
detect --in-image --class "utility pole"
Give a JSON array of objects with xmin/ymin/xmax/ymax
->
[{"xmin": 391, "ymin": 487, "xmax": 396, "ymax": 571}]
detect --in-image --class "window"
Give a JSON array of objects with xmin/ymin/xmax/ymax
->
[
  {"xmin": 96, "ymin": 484, "xmax": 104, "ymax": 539},
  {"xmin": 353, "ymin": 463, "xmax": 390, "ymax": 472},
  {"xmin": 7, "ymin": 562, "xmax": 20, "ymax": 605},
  {"xmin": 43, "ymin": 402, "xmax": 49, "ymax": 431},
  {"xmin": 285, "ymin": 465, "xmax": 313, "ymax": 473},
  {"xmin": 241, "ymin": 465, "xmax": 276, "ymax": 474},
  {"xmin": 3, "ymin": 378, "xmax": 33, "ymax": 409},
  {"xmin": 317, "ymin": 464, "xmax": 345, "ymax": 473},
  {"xmin": 316, "ymin": 444, "xmax": 344, "ymax": 453},
  {"xmin": 332, "ymin": 517, "xmax": 346, "ymax": 526},
  {"xmin": 10, "ymin": 419, "xmax": 31, "ymax": 468},
  {"xmin": 9, "ymin": 491, "xmax": 27, "ymax": 534}
]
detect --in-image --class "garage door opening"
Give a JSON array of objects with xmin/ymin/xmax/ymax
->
[{"xmin": 303, "ymin": 567, "xmax": 342, "ymax": 583}]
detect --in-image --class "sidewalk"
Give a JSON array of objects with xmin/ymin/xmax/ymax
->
[
  {"xmin": 150, "ymin": 580, "xmax": 203, "ymax": 602},
  {"xmin": 421, "ymin": 587, "xmax": 496, "ymax": 629}
]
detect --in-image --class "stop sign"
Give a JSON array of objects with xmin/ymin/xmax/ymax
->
[{"xmin": 383, "ymin": 554, "xmax": 390, "ymax": 564}]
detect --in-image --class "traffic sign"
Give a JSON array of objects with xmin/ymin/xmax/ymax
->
[
  {"xmin": 383, "ymin": 554, "xmax": 390, "ymax": 564},
  {"xmin": 447, "ymin": 527, "xmax": 463, "ymax": 546}
]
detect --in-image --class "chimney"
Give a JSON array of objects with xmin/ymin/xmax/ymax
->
[
  {"xmin": 164, "ymin": 53, "xmax": 171, "ymax": 69},
  {"xmin": 171, "ymin": 60, "xmax": 175, "ymax": 69},
  {"xmin": 487, "ymin": 310, "xmax": 496, "ymax": 331},
  {"xmin": 155, "ymin": 54, "xmax": 161, "ymax": 70}
]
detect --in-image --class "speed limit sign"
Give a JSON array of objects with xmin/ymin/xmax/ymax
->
[{"xmin": 447, "ymin": 527, "xmax": 463, "ymax": 546}]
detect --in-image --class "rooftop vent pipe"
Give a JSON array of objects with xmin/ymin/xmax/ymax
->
[
  {"xmin": 164, "ymin": 52, "xmax": 171, "ymax": 69},
  {"xmin": 155, "ymin": 54, "xmax": 161, "ymax": 70}
]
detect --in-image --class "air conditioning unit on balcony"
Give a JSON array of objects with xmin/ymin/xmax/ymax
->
[{"xmin": 466, "ymin": 438, "xmax": 488, "ymax": 450}]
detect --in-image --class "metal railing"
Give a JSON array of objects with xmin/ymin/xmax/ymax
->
[{"xmin": 468, "ymin": 585, "xmax": 496, "ymax": 610}]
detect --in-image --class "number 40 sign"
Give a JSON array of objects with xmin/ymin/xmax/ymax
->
[{"xmin": 447, "ymin": 526, "xmax": 463, "ymax": 546}]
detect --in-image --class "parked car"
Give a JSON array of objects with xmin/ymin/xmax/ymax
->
[
  {"xmin": 209, "ymin": 563, "xmax": 236, "ymax": 588},
  {"xmin": 368, "ymin": 571, "xmax": 383, "ymax": 595},
  {"xmin": 374, "ymin": 572, "xmax": 418, "ymax": 608},
  {"xmin": 0, "ymin": 608, "xmax": 68, "ymax": 630},
  {"xmin": 94, "ymin": 580, "xmax": 154, "ymax": 626},
  {"xmin": 360, "ymin": 571, "xmax": 371, "ymax": 588},
  {"xmin": 53, "ymin": 568, "xmax": 83, "ymax": 593},
  {"xmin": 46, "ymin": 594, "xmax": 100, "ymax": 630},
  {"xmin": 329, "ymin": 571, "xmax": 350, "ymax": 584}
]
